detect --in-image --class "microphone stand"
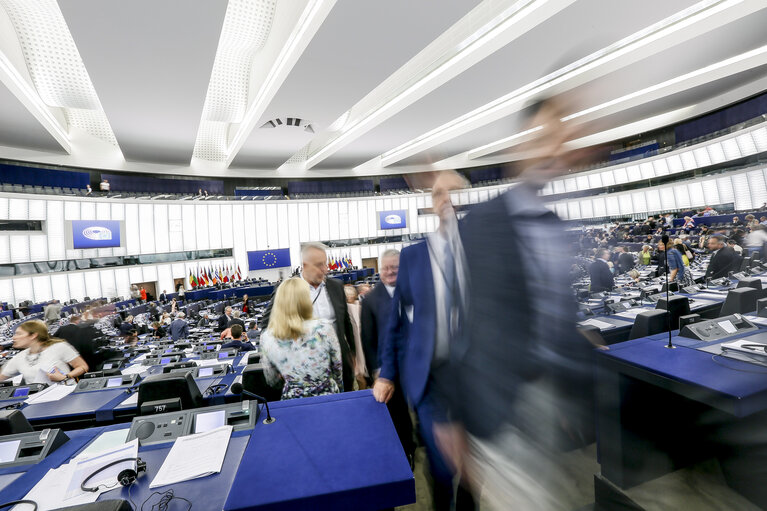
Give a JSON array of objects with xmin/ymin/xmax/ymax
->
[{"xmin": 664, "ymin": 245, "xmax": 675, "ymax": 349}]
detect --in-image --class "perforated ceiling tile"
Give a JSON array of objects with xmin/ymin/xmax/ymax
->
[
  {"xmin": 0, "ymin": 0, "xmax": 120, "ymax": 147},
  {"xmin": 193, "ymin": 0, "xmax": 277, "ymax": 162}
]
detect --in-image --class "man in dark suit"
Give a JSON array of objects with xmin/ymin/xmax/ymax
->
[
  {"xmin": 228, "ymin": 310, "xmax": 245, "ymax": 330},
  {"xmin": 217, "ymin": 307, "xmax": 233, "ymax": 332},
  {"xmin": 589, "ymin": 248, "xmax": 614, "ymax": 292},
  {"xmin": 433, "ymin": 96, "xmax": 595, "ymax": 509},
  {"xmin": 375, "ymin": 171, "xmax": 475, "ymax": 511},
  {"xmin": 260, "ymin": 242, "xmax": 355, "ymax": 391},
  {"xmin": 169, "ymin": 312, "xmax": 189, "ymax": 341},
  {"xmin": 361, "ymin": 249, "xmax": 414, "ymax": 464},
  {"xmin": 705, "ymin": 234, "xmax": 739, "ymax": 280},
  {"xmin": 55, "ymin": 315, "xmax": 104, "ymax": 371},
  {"xmin": 614, "ymin": 247, "xmax": 635, "ymax": 274},
  {"xmin": 159, "ymin": 290, "xmax": 168, "ymax": 303}
]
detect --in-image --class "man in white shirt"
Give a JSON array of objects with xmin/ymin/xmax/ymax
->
[{"xmin": 260, "ymin": 242, "xmax": 355, "ymax": 391}]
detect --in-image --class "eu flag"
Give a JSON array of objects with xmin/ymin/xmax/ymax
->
[{"xmin": 248, "ymin": 248, "xmax": 291, "ymax": 270}]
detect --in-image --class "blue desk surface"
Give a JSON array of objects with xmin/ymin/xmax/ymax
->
[
  {"xmin": 598, "ymin": 328, "xmax": 767, "ymax": 416},
  {"xmin": 0, "ymin": 391, "xmax": 414, "ymax": 511}
]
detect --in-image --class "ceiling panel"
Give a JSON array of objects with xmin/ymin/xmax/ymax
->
[
  {"xmin": 230, "ymin": 0, "xmax": 481, "ymax": 170},
  {"xmin": 59, "ymin": 0, "xmax": 227, "ymax": 165},
  {"xmin": 0, "ymin": 83, "xmax": 66, "ymax": 153}
]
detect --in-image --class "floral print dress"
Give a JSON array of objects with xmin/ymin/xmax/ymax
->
[{"xmin": 260, "ymin": 319, "xmax": 343, "ymax": 400}]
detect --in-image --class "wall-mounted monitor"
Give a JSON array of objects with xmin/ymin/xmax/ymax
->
[
  {"xmin": 379, "ymin": 210, "xmax": 407, "ymax": 230},
  {"xmin": 67, "ymin": 220, "xmax": 125, "ymax": 249}
]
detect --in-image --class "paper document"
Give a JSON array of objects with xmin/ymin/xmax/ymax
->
[
  {"xmin": 121, "ymin": 364, "xmax": 147, "ymax": 376},
  {"xmin": 578, "ymin": 319, "xmax": 616, "ymax": 330},
  {"xmin": 23, "ymin": 463, "xmax": 99, "ymax": 510},
  {"xmin": 748, "ymin": 316, "xmax": 767, "ymax": 327},
  {"xmin": 149, "ymin": 425, "xmax": 232, "ymax": 488},
  {"xmin": 195, "ymin": 358, "xmax": 232, "ymax": 367},
  {"xmin": 65, "ymin": 439, "xmax": 139, "ymax": 500},
  {"xmin": 25, "ymin": 383, "xmax": 75, "ymax": 405},
  {"xmin": 10, "ymin": 374, "xmax": 22, "ymax": 386},
  {"xmin": 613, "ymin": 309, "xmax": 647, "ymax": 319},
  {"xmin": 121, "ymin": 392, "xmax": 139, "ymax": 406}
]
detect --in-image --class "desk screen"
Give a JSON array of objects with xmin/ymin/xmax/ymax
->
[
  {"xmin": 12, "ymin": 387, "xmax": 29, "ymax": 398},
  {"xmin": 160, "ymin": 357, "xmax": 171, "ymax": 364},
  {"xmin": 103, "ymin": 363, "xmax": 113, "ymax": 369},
  {"xmin": 198, "ymin": 367, "xmax": 214, "ymax": 378},
  {"xmin": 0, "ymin": 440, "xmax": 20, "ymax": 463},
  {"xmin": 194, "ymin": 410, "xmax": 226, "ymax": 434},
  {"xmin": 218, "ymin": 352, "xmax": 229, "ymax": 359},
  {"xmin": 106, "ymin": 377, "xmax": 123, "ymax": 388},
  {"xmin": 379, "ymin": 210, "xmax": 407, "ymax": 230}
]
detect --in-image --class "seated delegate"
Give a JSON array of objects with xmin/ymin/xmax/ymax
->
[
  {"xmin": 221, "ymin": 324, "xmax": 255, "ymax": 352},
  {"xmin": 0, "ymin": 320, "xmax": 88, "ymax": 384},
  {"xmin": 260, "ymin": 278, "xmax": 343, "ymax": 400}
]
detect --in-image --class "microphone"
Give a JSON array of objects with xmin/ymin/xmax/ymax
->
[
  {"xmin": 660, "ymin": 234, "xmax": 674, "ymax": 349},
  {"xmin": 230, "ymin": 382, "xmax": 275, "ymax": 424}
]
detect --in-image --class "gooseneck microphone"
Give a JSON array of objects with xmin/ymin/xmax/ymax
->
[
  {"xmin": 661, "ymin": 234, "xmax": 674, "ymax": 349},
  {"xmin": 230, "ymin": 382, "xmax": 275, "ymax": 424}
]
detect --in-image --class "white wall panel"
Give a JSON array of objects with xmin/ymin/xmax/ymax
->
[
  {"xmin": 154, "ymin": 204, "xmax": 170, "ymax": 253},
  {"xmin": 358, "ymin": 201, "xmax": 369, "ymax": 239},
  {"xmin": 693, "ymin": 147, "xmax": 711, "ymax": 167},
  {"xmin": 552, "ymin": 180, "xmax": 565, "ymax": 194},
  {"xmin": 255, "ymin": 204, "xmax": 268, "ymax": 247},
  {"xmin": 592, "ymin": 197, "xmax": 606, "ymax": 218},
  {"xmin": 626, "ymin": 166, "xmax": 641, "ymax": 182},
  {"xmin": 143, "ymin": 265, "xmax": 158, "ymax": 283},
  {"xmin": 336, "ymin": 202, "xmax": 347, "ymax": 240},
  {"xmin": 708, "ymin": 142, "xmax": 726, "ymax": 164},
  {"xmin": 47, "ymin": 200, "xmax": 66, "ymax": 261},
  {"xmin": 652, "ymin": 158, "xmax": 669, "ymax": 176},
  {"xmin": 639, "ymin": 162, "xmax": 654, "ymax": 180},
  {"xmin": 29, "ymin": 235, "xmax": 47, "ymax": 261},
  {"xmin": 100, "ymin": 270, "xmax": 116, "ymax": 298},
  {"xmin": 687, "ymin": 182, "xmax": 705, "ymax": 208},
  {"xmin": 555, "ymin": 203, "xmax": 567, "ymax": 219},
  {"xmin": 67, "ymin": 273, "xmax": 85, "ymax": 302},
  {"xmin": 194, "ymin": 205, "xmax": 209, "ymax": 250},
  {"xmin": 660, "ymin": 187, "xmax": 676, "ymax": 211},
  {"xmin": 139, "ymin": 204, "xmax": 156, "ymax": 254},
  {"xmin": 717, "ymin": 177, "xmax": 735, "ymax": 204},
  {"xmin": 266, "ymin": 204, "xmax": 279, "ymax": 248},
  {"xmin": 567, "ymin": 202, "xmax": 580, "ymax": 220},
  {"xmin": 613, "ymin": 168, "xmax": 628, "ymax": 184},
  {"xmin": 565, "ymin": 177, "xmax": 577, "ymax": 192},
  {"xmin": 28, "ymin": 200, "xmax": 45, "ymax": 220},
  {"xmin": 702, "ymin": 180, "xmax": 720, "ymax": 206},
  {"xmin": 722, "ymin": 138, "xmax": 741, "ymax": 160},
  {"xmin": 157, "ymin": 265, "xmax": 173, "ymax": 296},
  {"xmin": 276, "ymin": 204, "xmax": 288, "ymax": 249},
  {"xmin": 754, "ymin": 127, "xmax": 767, "ymax": 151},
  {"xmin": 631, "ymin": 192, "xmax": 647, "ymax": 214},
  {"xmin": 171, "ymin": 263, "xmax": 185, "ymax": 279},
  {"xmin": 50, "ymin": 274, "xmax": 69, "ymax": 302},
  {"xmin": 600, "ymin": 171, "xmax": 615, "ymax": 186},
  {"xmin": 736, "ymin": 133, "xmax": 757, "ymax": 156},
  {"xmin": 677, "ymin": 182, "xmax": 694, "ymax": 210},
  {"xmin": 646, "ymin": 189, "xmax": 661, "ymax": 212},
  {"xmin": 680, "ymin": 151, "xmax": 697, "ymax": 170},
  {"xmin": 114, "ymin": 268, "xmax": 130, "ymax": 299},
  {"xmin": 182, "ymin": 205, "xmax": 196, "ymax": 251},
  {"xmin": 9, "ymin": 234, "xmax": 29, "ymax": 262},
  {"xmin": 747, "ymin": 170, "xmax": 767, "ymax": 210},
  {"xmin": 12, "ymin": 277, "xmax": 33, "ymax": 302},
  {"xmin": 0, "ymin": 279, "xmax": 14, "ymax": 306},
  {"xmin": 125, "ymin": 203, "xmax": 140, "ymax": 255},
  {"xmin": 80, "ymin": 201, "xmax": 96, "ymax": 220},
  {"xmin": 347, "ymin": 201, "xmax": 359, "ymax": 239},
  {"xmin": 731, "ymin": 173, "xmax": 752, "ymax": 210},
  {"xmin": 32, "ymin": 275, "xmax": 51, "ymax": 303},
  {"xmin": 318, "ymin": 202, "xmax": 330, "ymax": 241},
  {"xmin": 576, "ymin": 175, "xmax": 589, "ymax": 191},
  {"xmin": 328, "ymin": 202, "xmax": 339, "ymax": 240},
  {"xmin": 0, "ymin": 236, "xmax": 9, "ymax": 264},
  {"xmin": 242, "ymin": 204, "xmax": 256, "ymax": 251},
  {"xmin": 0, "ymin": 198, "xmax": 8, "ymax": 219},
  {"xmin": 129, "ymin": 267, "xmax": 143, "ymax": 285},
  {"xmin": 588, "ymin": 174, "xmax": 602, "ymax": 188},
  {"xmin": 618, "ymin": 194, "xmax": 633, "ymax": 215},
  {"xmin": 8, "ymin": 198, "xmax": 27, "ymax": 220},
  {"xmin": 220, "ymin": 204, "xmax": 234, "ymax": 249},
  {"xmin": 287, "ymin": 203, "xmax": 300, "ymax": 269},
  {"xmin": 84, "ymin": 271, "xmax": 102, "ymax": 299},
  {"xmin": 168, "ymin": 206, "xmax": 183, "ymax": 252},
  {"xmin": 667, "ymin": 155, "xmax": 684, "ymax": 174}
]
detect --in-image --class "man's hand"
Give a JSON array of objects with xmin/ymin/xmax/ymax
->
[{"xmin": 373, "ymin": 378, "xmax": 394, "ymax": 403}]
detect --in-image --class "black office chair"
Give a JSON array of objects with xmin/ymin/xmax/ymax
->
[
  {"xmin": 629, "ymin": 310, "xmax": 669, "ymax": 340},
  {"xmin": 720, "ymin": 288, "xmax": 759, "ymax": 316},
  {"xmin": 656, "ymin": 295, "xmax": 691, "ymax": 330},
  {"xmin": 736, "ymin": 277, "xmax": 763, "ymax": 290},
  {"xmin": 242, "ymin": 364, "xmax": 282, "ymax": 402}
]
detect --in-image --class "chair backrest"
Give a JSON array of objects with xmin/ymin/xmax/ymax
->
[
  {"xmin": 736, "ymin": 277, "xmax": 762, "ymax": 290},
  {"xmin": 242, "ymin": 364, "xmax": 282, "ymax": 402},
  {"xmin": 720, "ymin": 287, "xmax": 759, "ymax": 316},
  {"xmin": 655, "ymin": 295, "xmax": 691, "ymax": 330},
  {"xmin": 629, "ymin": 309, "xmax": 669, "ymax": 340}
]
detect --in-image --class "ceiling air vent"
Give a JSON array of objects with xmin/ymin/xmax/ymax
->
[{"xmin": 260, "ymin": 117, "xmax": 314, "ymax": 133}]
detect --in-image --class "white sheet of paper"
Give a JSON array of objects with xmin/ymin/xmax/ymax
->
[
  {"xmin": 578, "ymin": 319, "xmax": 616, "ymax": 330},
  {"xmin": 149, "ymin": 425, "xmax": 232, "ymax": 488},
  {"xmin": 718, "ymin": 320, "xmax": 738, "ymax": 334},
  {"xmin": 25, "ymin": 384, "xmax": 75, "ymax": 405},
  {"xmin": 0, "ymin": 439, "xmax": 20, "ymax": 463},
  {"xmin": 23, "ymin": 463, "xmax": 101, "ymax": 510},
  {"xmin": 748, "ymin": 316, "xmax": 767, "ymax": 327},
  {"xmin": 65, "ymin": 439, "xmax": 139, "ymax": 500},
  {"xmin": 10, "ymin": 374, "xmax": 22, "ymax": 385},
  {"xmin": 121, "ymin": 364, "xmax": 147, "ymax": 376},
  {"xmin": 194, "ymin": 358, "xmax": 232, "ymax": 367},
  {"xmin": 613, "ymin": 309, "xmax": 646, "ymax": 319},
  {"xmin": 121, "ymin": 392, "xmax": 139, "ymax": 406},
  {"xmin": 73, "ymin": 429, "xmax": 129, "ymax": 461}
]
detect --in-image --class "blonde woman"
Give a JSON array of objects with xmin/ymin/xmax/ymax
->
[
  {"xmin": 0, "ymin": 320, "xmax": 88, "ymax": 384},
  {"xmin": 260, "ymin": 278, "xmax": 343, "ymax": 399}
]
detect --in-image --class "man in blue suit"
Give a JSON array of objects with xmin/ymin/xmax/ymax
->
[
  {"xmin": 169, "ymin": 312, "xmax": 189, "ymax": 342},
  {"xmin": 374, "ymin": 171, "xmax": 474, "ymax": 511}
]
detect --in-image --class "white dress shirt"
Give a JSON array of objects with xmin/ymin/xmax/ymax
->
[
  {"xmin": 384, "ymin": 284, "xmax": 395, "ymax": 298},
  {"xmin": 307, "ymin": 279, "xmax": 336, "ymax": 324}
]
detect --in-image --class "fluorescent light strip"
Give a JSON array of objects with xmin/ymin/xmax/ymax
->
[
  {"xmin": 0, "ymin": 51, "xmax": 70, "ymax": 150},
  {"xmin": 372, "ymin": 0, "xmax": 748, "ymax": 168},
  {"xmin": 226, "ymin": 0, "xmax": 331, "ymax": 163},
  {"xmin": 304, "ymin": 0, "xmax": 572, "ymax": 169},
  {"xmin": 467, "ymin": 125, "xmax": 543, "ymax": 159}
]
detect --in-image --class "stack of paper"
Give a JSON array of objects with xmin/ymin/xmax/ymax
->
[
  {"xmin": 150, "ymin": 425, "xmax": 232, "ymax": 488},
  {"xmin": 25, "ymin": 384, "xmax": 76, "ymax": 405},
  {"xmin": 578, "ymin": 318, "xmax": 617, "ymax": 330}
]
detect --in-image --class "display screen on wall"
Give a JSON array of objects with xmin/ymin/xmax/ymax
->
[
  {"xmin": 378, "ymin": 210, "xmax": 407, "ymax": 230},
  {"xmin": 248, "ymin": 248, "xmax": 291, "ymax": 270},
  {"xmin": 70, "ymin": 220, "xmax": 123, "ymax": 249}
]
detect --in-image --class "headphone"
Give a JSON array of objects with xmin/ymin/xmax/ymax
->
[{"xmin": 81, "ymin": 457, "xmax": 147, "ymax": 492}]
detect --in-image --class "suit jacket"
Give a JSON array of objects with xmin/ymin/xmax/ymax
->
[
  {"xmin": 54, "ymin": 323, "xmax": 102, "ymax": 371},
  {"xmin": 159, "ymin": 293, "xmax": 167, "ymax": 302},
  {"xmin": 259, "ymin": 277, "xmax": 356, "ymax": 391},
  {"xmin": 360, "ymin": 282, "xmax": 393, "ymax": 375},
  {"xmin": 218, "ymin": 314, "xmax": 232, "ymax": 332},
  {"xmin": 228, "ymin": 318, "xmax": 246, "ymax": 330},
  {"xmin": 169, "ymin": 319, "xmax": 189, "ymax": 341},
  {"xmin": 379, "ymin": 241, "xmax": 437, "ymax": 408},
  {"xmin": 589, "ymin": 259, "xmax": 614, "ymax": 293},
  {"xmin": 617, "ymin": 252, "xmax": 635, "ymax": 274},
  {"xmin": 705, "ymin": 246, "xmax": 739, "ymax": 280}
]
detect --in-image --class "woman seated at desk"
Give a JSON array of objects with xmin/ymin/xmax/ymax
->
[
  {"xmin": 0, "ymin": 320, "xmax": 88, "ymax": 384},
  {"xmin": 221, "ymin": 324, "xmax": 255, "ymax": 352},
  {"xmin": 260, "ymin": 278, "xmax": 343, "ymax": 400}
]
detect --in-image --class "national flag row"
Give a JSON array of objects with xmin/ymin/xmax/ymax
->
[
  {"xmin": 189, "ymin": 264, "xmax": 242, "ymax": 288},
  {"xmin": 327, "ymin": 254, "xmax": 353, "ymax": 271}
]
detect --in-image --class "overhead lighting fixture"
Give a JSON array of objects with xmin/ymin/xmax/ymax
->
[
  {"xmin": 226, "ymin": 0, "xmax": 334, "ymax": 164},
  {"xmin": 303, "ymin": 0, "xmax": 574, "ymax": 169},
  {"xmin": 369, "ymin": 0, "xmax": 754, "ymax": 169}
]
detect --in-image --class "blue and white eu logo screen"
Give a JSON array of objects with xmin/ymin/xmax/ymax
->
[
  {"xmin": 72, "ymin": 220, "xmax": 122, "ymax": 249},
  {"xmin": 378, "ymin": 210, "xmax": 407, "ymax": 230}
]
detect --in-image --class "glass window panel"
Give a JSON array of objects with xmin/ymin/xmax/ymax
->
[
  {"xmin": 721, "ymin": 138, "xmax": 741, "ymax": 160},
  {"xmin": 639, "ymin": 163, "xmax": 654, "ymax": 180},
  {"xmin": 567, "ymin": 202, "xmax": 580, "ymax": 219},
  {"xmin": 652, "ymin": 158, "xmax": 669, "ymax": 176},
  {"xmin": 660, "ymin": 188, "xmax": 676, "ymax": 210},
  {"xmin": 716, "ymin": 177, "xmax": 734, "ymax": 204},
  {"xmin": 693, "ymin": 147, "xmax": 711, "ymax": 167},
  {"xmin": 687, "ymin": 182, "xmax": 704, "ymax": 208},
  {"xmin": 592, "ymin": 197, "xmax": 606, "ymax": 218},
  {"xmin": 618, "ymin": 194, "xmax": 633, "ymax": 215},
  {"xmin": 576, "ymin": 175, "xmax": 589, "ymax": 190},
  {"xmin": 613, "ymin": 168, "xmax": 628, "ymax": 184},
  {"xmin": 667, "ymin": 155, "xmax": 684, "ymax": 173},
  {"xmin": 707, "ymin": 142, "xmax": 726, "ymax": 164},
  {"xmin": 731, "ymin": 174, "xmax": 751, "ymax": 210},
  {"xmin": 579, "ymin": 200, "xmax": 593, "ymax": 218},
  {"xmin": 601, "ymin": 171, "xmax": 615, "ymax": 186},
  {"xmin": 702, "ymin": 180, "xmax": 720, "ymax": 206},
  {"xmin": 606, "ymin": 196, "xmax": 620, "ymax": 216},
  {"xmin": 553, "ymin": 180, "xmax": 565, "ymax": 194},
  {"xmin": 646, "ymin": 189, "xmax": 661, "ymax": 213},
  {"xmin": 631, "ymin": 192, "xmax": 647, "ymax": 213},
  {"xmin": 747, "ymin": 170, "xmax": 767, "ymax": 210},
  {"xmin": 588, "ymin": 173, "xmax": 602, "ymax": 188},
  {"xmin": 674, "ymin": 185, "xmax": 691, "ymax": 209},
  {"xmin": 626, "ymin": 166, "xmax": 641, "ymax": 182}
]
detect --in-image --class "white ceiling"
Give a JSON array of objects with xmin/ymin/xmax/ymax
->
[{"xmin": 0, "ymin": 0, "xmax": 766, "ymax": 179}]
